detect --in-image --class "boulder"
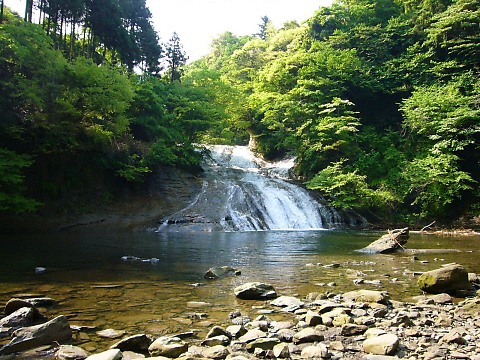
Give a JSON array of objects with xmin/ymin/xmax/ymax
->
[
  {"xmin": 206, "ymin": 326, "xmax": 230, "ymax": 339},
  {"xmin": 201, "ymin": 335, "xmax": 230, "ymax": 347},
  {"xmin": 300, "ymin": 344, "xmax": 329, "ymax": 359},
  {"xmin": 359, "ymin": 228, "xmax": 409, "ymax": 253},
  {"xmin": 363, "ymin": 334, "xmax": 399, "ymax": 355},
  {"xmin": 0, "ymin": 307, "xmax": 39, "ymax": 328},
  {"xmin": 56, "ymin": 345, "xmax": 89, "ymax": 360},
  {"xmin": 226, "ymin": 325, "xmax": 247, "ymax": 339},
  {"xmin": 110, "ymin": 333, "xmax": 153, "ymax": 353},
  {"xmin": 204, "ymin": 266, "xmax": 241, "ymax": 279},
  {"xmin": 85, "ymin": 349, "xmax": 122, "ymax": 360},
  {"xmin": 245, "ymin": 338, "xmax": 281, "ymax": 352},
  {"xmin": 148, "ymin": 336, "xmax": 188, "ymax": 358},
  {"xmin": 417, "ymin": 263, "xmax": 470, "ymax": 294},
  {"xmin": 96, "ymin": 329, "xmax": 125, "ymax": 339},
  {"xmin": 293, "ymin": 328, "xmax": 324, "ymax": 344},
  {"xmin": 272, "ymin": 343, "xmax": 290, "ymax": 358},
  {"xmin": 234, "ymin": 282, "xmax": 277, "ymax": 300},
  {"xmin": 0, "ymin": 315, "xmax": 71, "ymax": 355},
  {"xmin": 270, "ymin": 296, "xmax": 304, "ymax": 308},
  {"xmin": 343, "ymin": 290, "xmax": 389, "ymax": 304},
  {"xmin": 202, "ymin": 344, "xmax": 230, "ymax": 359},
  {"xmin": 4, "ymin": 299, "xmax": 35, "ymax": 315},
  {"xmin": 238, "ymin": 329, "xmax": 267, "ymax": 343}
]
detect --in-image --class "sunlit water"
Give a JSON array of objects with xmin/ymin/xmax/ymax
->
[{"xmin": 1, "ymin": 230, "xmax": 479, "ymax": 352}]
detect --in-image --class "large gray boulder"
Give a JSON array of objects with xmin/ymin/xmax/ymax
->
[
  {"xmin": 359, "ymin": 228, "xmax": 409, "ymax": 253},
  {"xmin": 0, "ymin": 315, "xmax": 71, "ymax": 355},
  {"xmin": 418, "ymin": 263, "xmax": 471, "ymax": 294},
  {"xmin": 234, "ymin": 282, "xmax": 277, "ymax": 300}
]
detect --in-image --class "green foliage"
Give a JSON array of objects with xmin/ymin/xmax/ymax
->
[
  {"xmin": 0, "ymin": 148, "xmax": 39, "ymax": 213},
  {"xmin": 403, "ymin": 153, "xmax": 473, "ymax": 217}
]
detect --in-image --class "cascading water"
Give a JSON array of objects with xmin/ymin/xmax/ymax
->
[{"xmin": 157, "ymin": 145, "xmax": 349, "ymax": 232}]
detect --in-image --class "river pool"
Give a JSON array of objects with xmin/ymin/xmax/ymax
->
[{"xmin": 1, "ymin": 230, "xmax": 479, "ymax": 352}]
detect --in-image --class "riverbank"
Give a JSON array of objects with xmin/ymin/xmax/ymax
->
[{"xmin": 1, "ymin": 271, "xmax": 480, "ymax": 359}]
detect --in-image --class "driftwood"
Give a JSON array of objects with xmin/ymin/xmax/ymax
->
[{"xmin": 359, "ymin": 227, "xmax": 409, "ymax": 254}]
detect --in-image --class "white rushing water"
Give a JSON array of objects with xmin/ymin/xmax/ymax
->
[{"xmin": 157, "ymin": 145, "xmax": 344, "ymax": 232}]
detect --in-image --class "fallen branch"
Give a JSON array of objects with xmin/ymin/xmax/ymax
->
[{"xmin": 420, "ymin": 221, "xmax": 436, "ymax": 232}]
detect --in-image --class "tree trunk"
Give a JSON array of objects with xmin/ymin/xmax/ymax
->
[{"xmin": 0, "ymin": 0, "xmax": 4, "ymax": 24}]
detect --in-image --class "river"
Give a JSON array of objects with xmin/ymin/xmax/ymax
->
[{"xmin": 1, "ymin": 229, "xmax": 479, "ymax": 352}]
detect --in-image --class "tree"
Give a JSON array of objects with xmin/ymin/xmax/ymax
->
[
  {"xmin": 1, "ymin": 0, "xmax": 4, "ymax": 23},
  {"xmin": 256, "ymin": 16, "xmax": 274, "ymax": 40},
  {"xmin": 163, "ymin": 32, "xmax": 188, "ymax": 82},
  {"xmin": 0, "ymin": 149, "xmax": 39, "ymax": 213}
]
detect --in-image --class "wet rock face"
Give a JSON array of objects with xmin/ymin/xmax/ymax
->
[{"xmin": 418, "ymin": 263, "xmax": 471, "ymax": 294}]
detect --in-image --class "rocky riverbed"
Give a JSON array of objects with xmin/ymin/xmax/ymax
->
[{"xmin": 1, "ymin": 263, "xmax": 480, "ymax": 360}]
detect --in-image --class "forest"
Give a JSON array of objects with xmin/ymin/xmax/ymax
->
[{"xmin": 0, "ymin": 0, "xmax": 479, "ymax": 226}]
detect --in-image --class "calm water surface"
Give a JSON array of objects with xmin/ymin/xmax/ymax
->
[{"xmin": 1, "ymin": 230, "xmax": 479, "ymax": 352}]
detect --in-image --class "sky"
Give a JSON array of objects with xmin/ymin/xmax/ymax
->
[{"xmin": 6, "ymin": 0, "xmax": 333, "ymax": 61}]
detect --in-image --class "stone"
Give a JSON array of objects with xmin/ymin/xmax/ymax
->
[
  {"xmin": 341, "ymin": 324, "xmax": 368, "ymax": 336},
  {"xmin": 4, "ymin": 298, "xmax": 35, "ymax": 315},
  {"xmin": 275, "ymin": 328, "xmax": 296, "ymax": 342},
  {"xmin": 85, "ymin": 349, "xmax": 122, "ymax": 360},
  {"xmin": 430, "ymin": 293, "xmax": 453, "ymax": 304},
  {"xmin": 0, "ymin": 307, "xmax": 39, "ymax": 328},
  {"xmin": 293, "ymin": 327, "xmax": 324, "ymax": 344},
  {"xmin": 122, "ymin": 351, "xmax": 145, "ymax": 360},
  {"xmin": 270, "ymin": 296, "xmax": 304, "ymax": 308},
  {"xmin": 245, "ymin": 337, "xmax": 280, "ymax": 352},
  {"xmin": 0, "ymin": 315, "xmax": 72, "ymax": 355},
  {"xmin": 418, "ymin": 264, "xmax": 470, "ymax": 294},
  {"xmin": 304, "ymin": 310, "xmax": 322, "ymax": 326},
  {"xmin": 238, "ymin": 329, "xmax": 266, "ymax": 343},
  {"xmin": 110, "ymin": 333, "xmax": 153, "ymax": 353},
  {"xmin": 363, "ymin": 334, "xmax": 399, "ymax": 355},
  {"xmin": 365, "ymin": 328, "xmax": 387, "ymax": 339},
  {"xmin": 148, "ymin": 336, "xmax": 188, "ymax": 358},
  {"xmin": 300, "ymin": 343, "xmax": 329, "ymax": 359},
  {"xmin": 96, "ymin": 329, "xmax": 125, "ymax": 339},
  {"xmin": 440, "ymin": 328, "xmax": 468, "ymax": 345},
  {"xmin": 207, "ymin": 326, "xmax": 230, "ymax": 339},
  {"xmin": 201, "ymin": 335, "xmax": 230, "ymax": 346},
  {"xmin": 272, "ymin": 343, "xmax": 290, "ymax": 358},
  {"xmin": 23, "ymin": 297, "xmax": 57, "ymax": 308},
  {"xmin": 202, "ymin": 345, "xmax": 230, "ymax": 359},
  {"xmin": 343, "ymin": 289, "xmax": 389, "ymax": 304},
  {"xmin": 234, "ymin": 282, "xmax": 277, "ymax": 300},
  {"xmin": 204, "ymin": 266, "xmax": 241, "ymax": 279},
  {"xmin": 359, "ymin": 228, "xmax": 409, "ymax": 254},
  {"xmin": 226, "ymin": 325, "xmax": 247, "ymax": 339},
  {"xmin": 56, "ymin": 345, "xmax": 89, "ymax": 360}
]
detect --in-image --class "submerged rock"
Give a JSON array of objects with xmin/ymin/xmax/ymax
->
[
  {"xmin": 418, "ymin": 263, "xmax": 470, "ymax": 294},
  {"xmin": 204, "ymin": 266, "xmax": 241, "ymax": 279},
  {"xmin": 359, "ymin": 228, "xmax": 409, "ymax": 253}
]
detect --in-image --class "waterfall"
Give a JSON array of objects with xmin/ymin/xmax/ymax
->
[{"xmin": 157, "ymin": 145, "xmax": 347, "ymax": 232}]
